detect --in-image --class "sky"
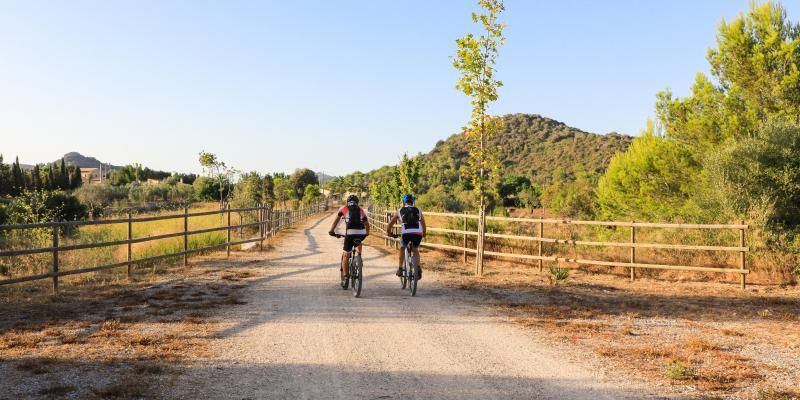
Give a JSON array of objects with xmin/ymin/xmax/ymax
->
[{"xmin": 1, "ymin": 0, "xmax": 798, "ymax": 176}]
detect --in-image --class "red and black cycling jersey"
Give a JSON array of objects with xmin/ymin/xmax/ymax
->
[{"xmin": 338, "ymin": 205, "xmax": 368, "ymax": 235}]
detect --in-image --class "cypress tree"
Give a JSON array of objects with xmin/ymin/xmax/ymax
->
[
  {"xmin": 47, "ymin": 164, "xmax": 56, "ymax": 191},
  {"xmin": 11, "ymin": 157, "xmax": 25, "ymax": 196},
  {"xmin": 31, "ymin": 164, "xmax": 43, "ymax": 191},
  {"xmin": 59, "ymin": 159, "xmax": 68, "ymax": 190},
  {"xmin": 0, "ymin": 154, "xmax": 8, "ymax": 197},
  {"xmin": 70, "ymin": 165, "xmax": 82, "ymax": 188}
]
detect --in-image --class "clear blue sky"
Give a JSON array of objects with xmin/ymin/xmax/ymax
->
[{"xmin": 2, "ymin": 0, "xmax": 798, "ymax": 176}]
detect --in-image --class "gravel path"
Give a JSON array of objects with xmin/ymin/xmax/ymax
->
[{"xmin": 167, "ymin": 213, "xmax": 667, "ymax": 400}]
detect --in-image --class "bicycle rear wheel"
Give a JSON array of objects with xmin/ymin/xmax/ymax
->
[{"xmin": 351, "ymin": 254, "xmax": 362, "ymax": 298}]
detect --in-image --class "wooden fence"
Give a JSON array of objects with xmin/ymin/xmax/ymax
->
[
  {"xmin": 368, "ymin": 207, "xmax": 749, "ymax": 289},
  {"xmin": 0, "ymin": 199, "xmax": 329, "ymax": 293}
]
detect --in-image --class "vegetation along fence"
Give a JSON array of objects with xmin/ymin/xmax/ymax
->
[
  {"xmin": 368, "ymin": 207, "xmax": 749, "ymax": 289},
  {"xmin": 0, "ymin": 199, "xmax": 329, "ymax": 293}
]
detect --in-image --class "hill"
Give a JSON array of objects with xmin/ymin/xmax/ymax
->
[
  {"xmin": 60, "ymin": 152, "xmax": 120, "ymax": 170},
  {"xmin": 423, "ymin": 113, "xmax": 632, "ymax": 187}
]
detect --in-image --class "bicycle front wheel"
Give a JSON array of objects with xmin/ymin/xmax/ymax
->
[
  {"xmin": 400, "ymin": 257, "xmax": 408, "ymax": 289},
  {"xmin": 410, "ymin": 258, "xmax": 418, "ymax": 297}
]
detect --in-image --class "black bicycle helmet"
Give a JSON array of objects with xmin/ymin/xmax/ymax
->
[{"xmin": 347, "ymin": 194, "xmax": 359, "ymax": 205}]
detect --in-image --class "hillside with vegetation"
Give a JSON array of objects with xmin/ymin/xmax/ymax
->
[
  {"xmin": 327, "ymin": 113, "xmax": 631, "ymax": 214},
  {"xmin": 424, "ymin": 113, "xmax": 631, "ymax": 187}
]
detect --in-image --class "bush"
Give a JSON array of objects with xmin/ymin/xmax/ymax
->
[
  {"xmin": 193, "ymin": 177, "xmax": 227, "ymax": 202},
  {"xmin": 0, "ymin": 204, "xmax": 7, "ymax": 225},
  {"xmin": 45, "ymin": 191, "xmax": 87, "ymax": 221},
  {"xmin": 706, "ymin": 119, "xmax": 800, "ymax": 230},
  {"xmin": 542, "ymin": 171, "xmax": 598, "ymax": 219}
]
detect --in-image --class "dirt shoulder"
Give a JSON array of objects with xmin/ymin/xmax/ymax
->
[
  {"xmin": 414, "ymin": 244, "xmax": 800, "ymax": 399},
  {"xmin": 0, "ymin": 250, "xmax": 274, "ymax": 400}
]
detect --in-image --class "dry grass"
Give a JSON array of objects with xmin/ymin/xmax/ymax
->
[
  {"xmin": 411, "ymin": 239, "xmax": 800, "ymax": 399},
  {"xmin": 0, "ymin": 251, "xmax": 268, "ymax": 399}
]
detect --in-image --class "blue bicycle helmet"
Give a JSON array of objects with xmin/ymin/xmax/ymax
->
[
  {"xmin": 401, "ymin": 194, "xmax": 415, "ymax": 204},
  {"xmin": 347, "ymin": 194, "xmax": 359, "ymax": 205}
]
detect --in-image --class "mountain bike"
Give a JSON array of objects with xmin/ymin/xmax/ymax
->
[
  {"xmin": 333, "ymin": 234, "xmax": 363, "ymax": 298},
  {"xmin": 391, "ymin": 234, "xmax": 419, "ymax": 297}
]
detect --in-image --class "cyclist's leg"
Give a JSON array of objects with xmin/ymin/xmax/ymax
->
[
  {"xmin": 341, "ymin": 251, "xmax": 349, "ymax": 277},
  {"xmin": 342, "ymin": 236, "xmax": 356, "ymax": 277},
  {"xmin": 397, "ymin": 235, "xmax": 406, "ymax": 276}
]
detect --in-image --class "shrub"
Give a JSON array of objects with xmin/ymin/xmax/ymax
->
[
  {"xmin": 548, "ymin": 266, "xmax": 569, "ymax": 285},
  {"xmin": 665, "ymin": 360, "xmax": 698, "ymax": 381}
]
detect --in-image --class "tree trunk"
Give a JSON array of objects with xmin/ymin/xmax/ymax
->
[{"xmin": 476, "ymin": 195, "xmax": 486, "ymax": 276}]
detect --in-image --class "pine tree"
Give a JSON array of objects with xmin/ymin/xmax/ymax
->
[
  {"xmin": 31, "ymin": 164, "xmax": 43, "ymax": 191},
  {"xmin": 70, "ymin": 165, "xmax": 82, "ymax": 188}
]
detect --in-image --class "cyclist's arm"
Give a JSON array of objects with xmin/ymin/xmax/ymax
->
[
  {"xmin": 329, "ymin": 214, "xmax": 341, "ymax": 234},
  {"xmin": 364, "ymin": 219, "xmax": 370, "ymax": 236},
  {"xmin": 386, "ymin": 214, "xmax": 399, "ymax": 235},
  {"xmin": 421, "ymin": 216, "xmax": 427, "ymax": 237}
]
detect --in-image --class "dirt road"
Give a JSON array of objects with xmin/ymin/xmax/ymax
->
[{"xmin": 167, "ymin": 213, "xmax": 665, "ymax": 399}]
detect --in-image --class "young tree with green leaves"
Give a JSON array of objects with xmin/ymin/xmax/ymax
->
[
  {"xmin": 302, "ymin": 184, "xmax": 322, "ymax": 204},
  {"xmin": 398, "ymin": 153, "xmax": 421, "ymax": 195},
  {"xmin": 262, "ymin": 174, "xmax": 275, "ymax": 206},
  {"xmin": 452, "ymin": 0, "xmax": 506, "ymax": 276},
  {"xmin": 289, "ymin": 168, "xmax": 319, "ymax": 199},
  {"xmin": 273, "ymin": 177, "xmax": 293, "ymax": 209},
  {"xmin": 198, "ymin": 151, "xmax": 235, "ymax": 207}
]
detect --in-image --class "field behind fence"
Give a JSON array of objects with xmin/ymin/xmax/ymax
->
[
  {"xmin": 368, "ymin": 206, "xmax": 750, "ymax": 288},
  {"xmin": 0, "ymin": 200, "xmax": 329, "ymax": 293}
]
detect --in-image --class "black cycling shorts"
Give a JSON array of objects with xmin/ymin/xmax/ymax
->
[
  {"xmin": 343, "ymin": 234, "xmax": 366, "ymax": 252},
  {"xmin": 400, "ymin": 233, "xmax": 422, "ymax": 249}
]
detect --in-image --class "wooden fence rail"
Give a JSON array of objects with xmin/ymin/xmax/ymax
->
[
  {"xmin": 0, "ymin": 199, "xmax": 329, "ymax": 293},
  {"xmin": 367, "ymin": 206, "xmax": 749, "ymax": 289}
]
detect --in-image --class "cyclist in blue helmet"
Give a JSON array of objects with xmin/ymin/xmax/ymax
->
[{"xmin": 386, "ymin": 194, "xmax": 426, "ymax": 279}]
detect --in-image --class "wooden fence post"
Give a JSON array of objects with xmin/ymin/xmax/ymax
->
[
  {"xmin": 740, "ymin": 221, "xmax": 746, "ymax": 289},
  {"xmin": 226, "ymin": 205, "xmax": 231, "ymax": 257},
  {"xmin": 537, "ymin": 221, "xmax": 544, "ymax": 272},
  {"xmin": 52, "ymin": 219, "xmax": 59, "ymax": 294},
  {"xmin": 259, "ymin": 205, "xmax": 264, "ymax": 252},
  {"xmin": 268, "ymin": 207, "xmax": 273, "ymax": 238},
  {"xmin": 630, "ymin": 221, "xmax": 636, "ymax": 281},
  {"xmin": 127, "ymin": 212, "xmax": 133, "ymax": 277},
  {"xmin": 183, "ymin": 207, "xmax": 189, "ymax": 266},
  {"xmin": 463, "ymin": 212, "xmax": 467, "ymax": 263}
]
